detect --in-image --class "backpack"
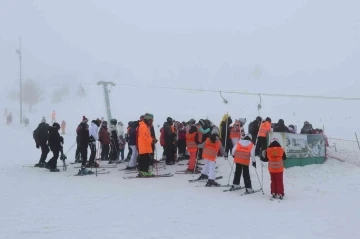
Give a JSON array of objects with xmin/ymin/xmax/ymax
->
[{"xmin": 33, "ymin": 128, "xmax": 40, "ymax": 144}]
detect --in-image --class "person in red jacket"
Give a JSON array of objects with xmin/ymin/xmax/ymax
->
[
  {"xmin": 98, "ymin": 121, "xmax": 110, "ymax": 161},
  {"xmin": 160, "ymin": 127, "xmax": 166, "ymax": 160}
]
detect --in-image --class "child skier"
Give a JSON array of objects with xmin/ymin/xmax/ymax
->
[
  {"xmin": 197, "ymin": 128, "xmax": 227, "ymax": 186},
  {"xmin": 261, "ymin": 138, "xmax": 287, "ymax": 199},
  {"xmin": 231, "ymin": 134, "xmax": 256, "ymax": 194},
  {"xmin": 185, "ymin": 125, "xmax": 201, "ymax": 173}
]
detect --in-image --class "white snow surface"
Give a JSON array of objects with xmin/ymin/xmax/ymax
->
[{"xmin": 2, "ymin": 125, "xmax": 360, "ymax": 239}]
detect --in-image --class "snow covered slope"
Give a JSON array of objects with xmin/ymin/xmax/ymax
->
[{"xmin": 2, "ymin": 125, "xmax": 360, "ymax": 239}]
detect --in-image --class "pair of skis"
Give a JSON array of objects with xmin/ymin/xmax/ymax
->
[
  {"xmin": 123, "ymin": 173, "xmax": 174, "ymax": 179},
  {"xmin": 70, "ymin": 168, "xmax": 110, "ymax": 177}
]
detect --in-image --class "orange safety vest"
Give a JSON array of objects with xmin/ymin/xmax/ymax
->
[
  {"xmin": 202, "ymin": 138, "xmax": 221, "ymax": 161},
  {"xmin": 230, "ymin": 127, "xmax": 241, "ymax": 139},
  {"xmin": 197, "ymin": 125, "xmax": 203, "ymax": 142},
  {"xmin": 186, "ymin": 132, "xmax": 198, "ymax": 152},
  {"xmin": 267, "ymin": 147, "xmax": 285, "ymax": 173},
  {"xmin": 258, "ymin": 121, "xmax": 271, "ymax": 137},
  {"xmin": 233, "ymin": 143, "xmax": 254, "ymax": 165}
]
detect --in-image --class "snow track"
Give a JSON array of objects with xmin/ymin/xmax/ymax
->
[{"xmin": 1, "ymin": 126, "xmax": 360, "ymax": 239}]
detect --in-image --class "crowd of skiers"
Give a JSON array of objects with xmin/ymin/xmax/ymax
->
[{"xmin": 32, "ymin": 112, "xmax": 326, "ymax": 198}]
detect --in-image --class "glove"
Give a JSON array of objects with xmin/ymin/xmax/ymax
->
[
  {"xmin": 36, "ymin": 144, "xmax": 39, "ymax": 149},
  {"xmin": 252, "ymin": 162, "xmax": 256, "ymax": 168}
]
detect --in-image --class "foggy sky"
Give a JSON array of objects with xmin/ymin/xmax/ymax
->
[{"xmin": 1, "ymin": 0, "xmax": 360, "ymax": 138}]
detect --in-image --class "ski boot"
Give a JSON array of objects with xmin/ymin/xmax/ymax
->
[
  {"xmin": 205, "ymin": 179, "xmax": 220, "ymax": 187},
  {"xmin": 244, "ymin": 188, "xmax": 255, "ymax": 194},
  {"xmin": 138, "ymin": 171, "xmax": 154, "ymax": 177},
  {"xmin": 78, "ymin": 167, "xmax": 93, "ymax": 175},
  {"xmin": 125, "ymin": 165, "xmax": 137, "ymax": 170},
  {"xmin": 197, "ymin": 174, "xmax": 208, "ymax": 180},
  {"xmin": 229, "ymin": 185, "xmax": 242, "ymax": 191},
  {"xmin": 49, "ymin": 167, "xmax": 60, "ymax": 172}
]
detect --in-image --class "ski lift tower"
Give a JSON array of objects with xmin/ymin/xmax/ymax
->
[{"xmin": 97, "ymin": 81, "xmax": 115, "ymax": 122}]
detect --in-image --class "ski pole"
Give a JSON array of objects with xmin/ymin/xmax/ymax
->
[
  {"xmin": 254, "ymin": 167, "xmax": 265, "ymax": 194},
  {"xmin": 226, "ymin": 159, "xmax": 235, "ymax": 186},
  {"xmin": 64, "ymin": 142, "xmax": 77, "ymax": 155}
]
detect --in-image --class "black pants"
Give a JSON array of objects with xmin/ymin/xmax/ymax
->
[
  {"xmin": 255, "ymin": 137, "xmax": 267, "ymax": 157},
  {"xmin": 138, "ymin": 153, "xmax": 150, "ymax": 172},
  {"xmin": 127, "ymin": 145, "xmax": 132, "ymax": 159},
  {"xmin": 79, "ymin": 145, "xmax": 88, "ymax": 166},
  {"xmin": 89, "ymin": 143, "xmax": 97, "ymax": 163},
  {"xmin": 40, "ymin": 145, "xmax": 50, "ymax": 163},
  {"xmin": 48, "ymin": 150, "xmax": 60, "ymax": 169},
  {"xmin": 109, "ymin": 143, "xmax": 118, "ymax": 162},
  {"xmin": 197, "ymin": 148, "xmax": 203, "ymax": 160},
  {"xmin": 75, "ymin": 143, "xmax": 81, "ymax": 162},
  {"xmin": 165, "ymin": 144, "xmax": 174, "ymax": 163},
  {"xmin": 101, "ymin": 144, "xmax": 110, "ymax": 160},
  {"xmin": 177, "ymin": 139, "xmax": 186, "ymax": 155},
  {"xmin": 233, "ymin": 163, "xmax": 252, "ymax": 188}
]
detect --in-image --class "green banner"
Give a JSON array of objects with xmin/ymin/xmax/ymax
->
[{"xmin": 268, "ymin": 132, "xmax": 326, "ymax": 168}]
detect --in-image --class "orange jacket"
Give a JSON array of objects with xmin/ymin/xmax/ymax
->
[
  {"xmin": 186, "ymin": 132, "xmax": 198, "ymax": 153},
  {"xmin": 202, "ymin": 138, "xmax": 221, "ymax": 161},
  {"xmin": 137, "ymin": 121, "xmax": 153, "ymax": 154},
  {"xmin": 258, "ymin": 121, "xmax": 271, "ymax": 137},
  {"xmin": 267, "ymin": 147, "xmax": 285, "ymax": 173},
  {"xmin": 230, "ymin": 126, "xmax": 241, "ymax": 139},
  {"xmin": 233, "ymin": 143, "xmax": 254, "ymax": 165}
]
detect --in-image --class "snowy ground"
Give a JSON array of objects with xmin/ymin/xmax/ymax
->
[{"xmin": 2, "ymin": 125, "xmax": 360, "ymax": 239}]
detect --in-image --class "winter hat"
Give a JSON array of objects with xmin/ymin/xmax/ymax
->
[
  {"xmin": 166, "ymin": 117, "xmax": 173, "ymax": 124},
  {"xmin": 52, "ymin": 122, "xmax": 60, "ymax": 130},
  {"xmin": 41, "ymin": 117, "xmax": 46, "ymax": 123},
  {"xmin": 145, "ymin": 113, "xmax": 154, "ymax": 119},
  {"xmin": 102, "ymin": 121, "xmax": 108, "ymax": 126},
  {"xmin": 211, "ymin": 126, "xmax": 220, "ymax": 135},
  {"xmin": 189, "ymin": 119, "xmax": 196, "ymax": 125},
  {"xmin": 140, "ymin": 115, "xmax": 145, "ymax": 120},
  {"xmin": 256, "ymin": 116, "xmax": 262, "ymax": 122},
  {"xmin": 198, "ymin": 119, "xmax": 205, "ymax": 127},
  {"xmin": 265, "ymin": 117, "xmax": 272, "ymax": 123},
  {"xmin": 270, "ymin": 137, "xmax": 279, "ymax": 143},
  {"xmin": 238, "ymin": 118, "xmax": 246, "ymax": 125},
  {"xmin": 144, "ymin": 115, "xmax": 152, "ymax": 120},
  {"xmin": 82, "ymin": 116, "xmax": 88, "ymax": 123}
]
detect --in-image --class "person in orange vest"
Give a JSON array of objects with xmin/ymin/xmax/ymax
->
[
  {"xmin": 255, "ymin": 117, "xmax": 272, "ymax": 158},
  {"xmin": 261, "ymin": 138, "xmax": 287, "ymax": 199},
  {"xmin": 51, "ymin": 110, "xmax": 56, "ymax": 123},
  {"xmin": 197, "ymin": 127, "xmax": 227, "ymax": 186},
  {"xmin": 137, "ymin": 115, "xmax": 155, "ymax": 176},
  {"xmin": 185, "ymin": 125, "xmax": 201, "ymax": 173},
  {"xmin": 60, "ymin": 120, "xmax": 66, "ymax": 135},
  {"xmin": 230, "ymin": 134, "xmax": 256, "ymax": 194}
]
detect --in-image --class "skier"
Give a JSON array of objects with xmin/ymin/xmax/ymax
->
[
  {"xmin": 273, "ymin": 119, "xmax": 290, "ymax": 133},
  {"xmin": 300, "ymin": 121, "xmax": 314, "ymax": 134},
  {"xmin": 118, "ymin": 135, "xmax": 126, "ymax": 162},
  {"xmin": 185, "ymin": 124, "xmax": 201, "ymax": 172},
  {"xmin": 177, "ymin": 122, "xmax": 186, "ymax": 160},
  {"xmin": 197, "ymin": 128, "xmax": 227, "ymax": 186},
  {"xmin": 125, "ymin": 121, "xmax": 133, "ymax": 161},
  {"xmin": 75, "ymin": 116, "xmax": 88, "ymax": 163},
  {"xmin": 248, "ymin": 116, "xmax": 262, "ymax": 144},
  {"xmin": 108, "ymin": 119, "xmax": 119, "ymax": 164},
  {"xmin": 47, "ymin": 122, "xmax": 64, "ymax": 172},
  {"xmin": 60, "ymin": 120, "xmax": 66, "ymax": 135},
  {"xmin": 219, "ymin": 114, "xmax": 233, "ymax": 155},
  {"xmin": 231, "ymin": 134, "xmax": 256, "ymax": 194},
  {"xmin": 125, "ymin": 121, "xmax": 138, "ymax": 170},
  {"xmin": 137, "ymin": 115, "xmax": 154, "ymax": 176},
  {"xmin": 77, "ymin": 117, "xmax": 90, "ymax": 169},
  {"xmin": 144, "ymin": 113, "xmax": 157, "ymax": 164},
  {"xmin": 197, "ymin": 119, "xmax": 211, "ymax": 160},
  {"xmin": 6, "ymin": 112, "xmax": 12, "ymax": 126},
  {"xmin": 88, "ymin": 118, "xmax": 101, "ymax": 167},
  {"xmin": 159, "ymin": 126, "xmax": 166, "ymax": 160},
  {"xmin": 33, "ymin": 117, "xmax": 50, "ymax": 167},
  {"xmin": 229, "ymin": 121, "xmax": 241, "ymax": 149},
  {"xmin": 260, "ymin": 138, "xmax": 287, "ymax": 199},
  {"xmin": 255, "ymin": 117, "xmax": 272, "ymax": 157},
  {"xmin": 163, "ymin": 117, "xmax": 176, "ymax": 165},
  {"xmin": 23, "ymin": 116, "xmax": 29, "ymax": 127},
  {"xmin": 98, "ymin": 121, "xmax": 110, "ymax": 161},
  {"xmin": 51, "ymin": 110, "xmax": 56, "ymax": 123}
]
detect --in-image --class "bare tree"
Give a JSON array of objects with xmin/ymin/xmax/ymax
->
[{"xmin": 8, "ymin": 79, "xmax": 43, "ymax": 111}]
